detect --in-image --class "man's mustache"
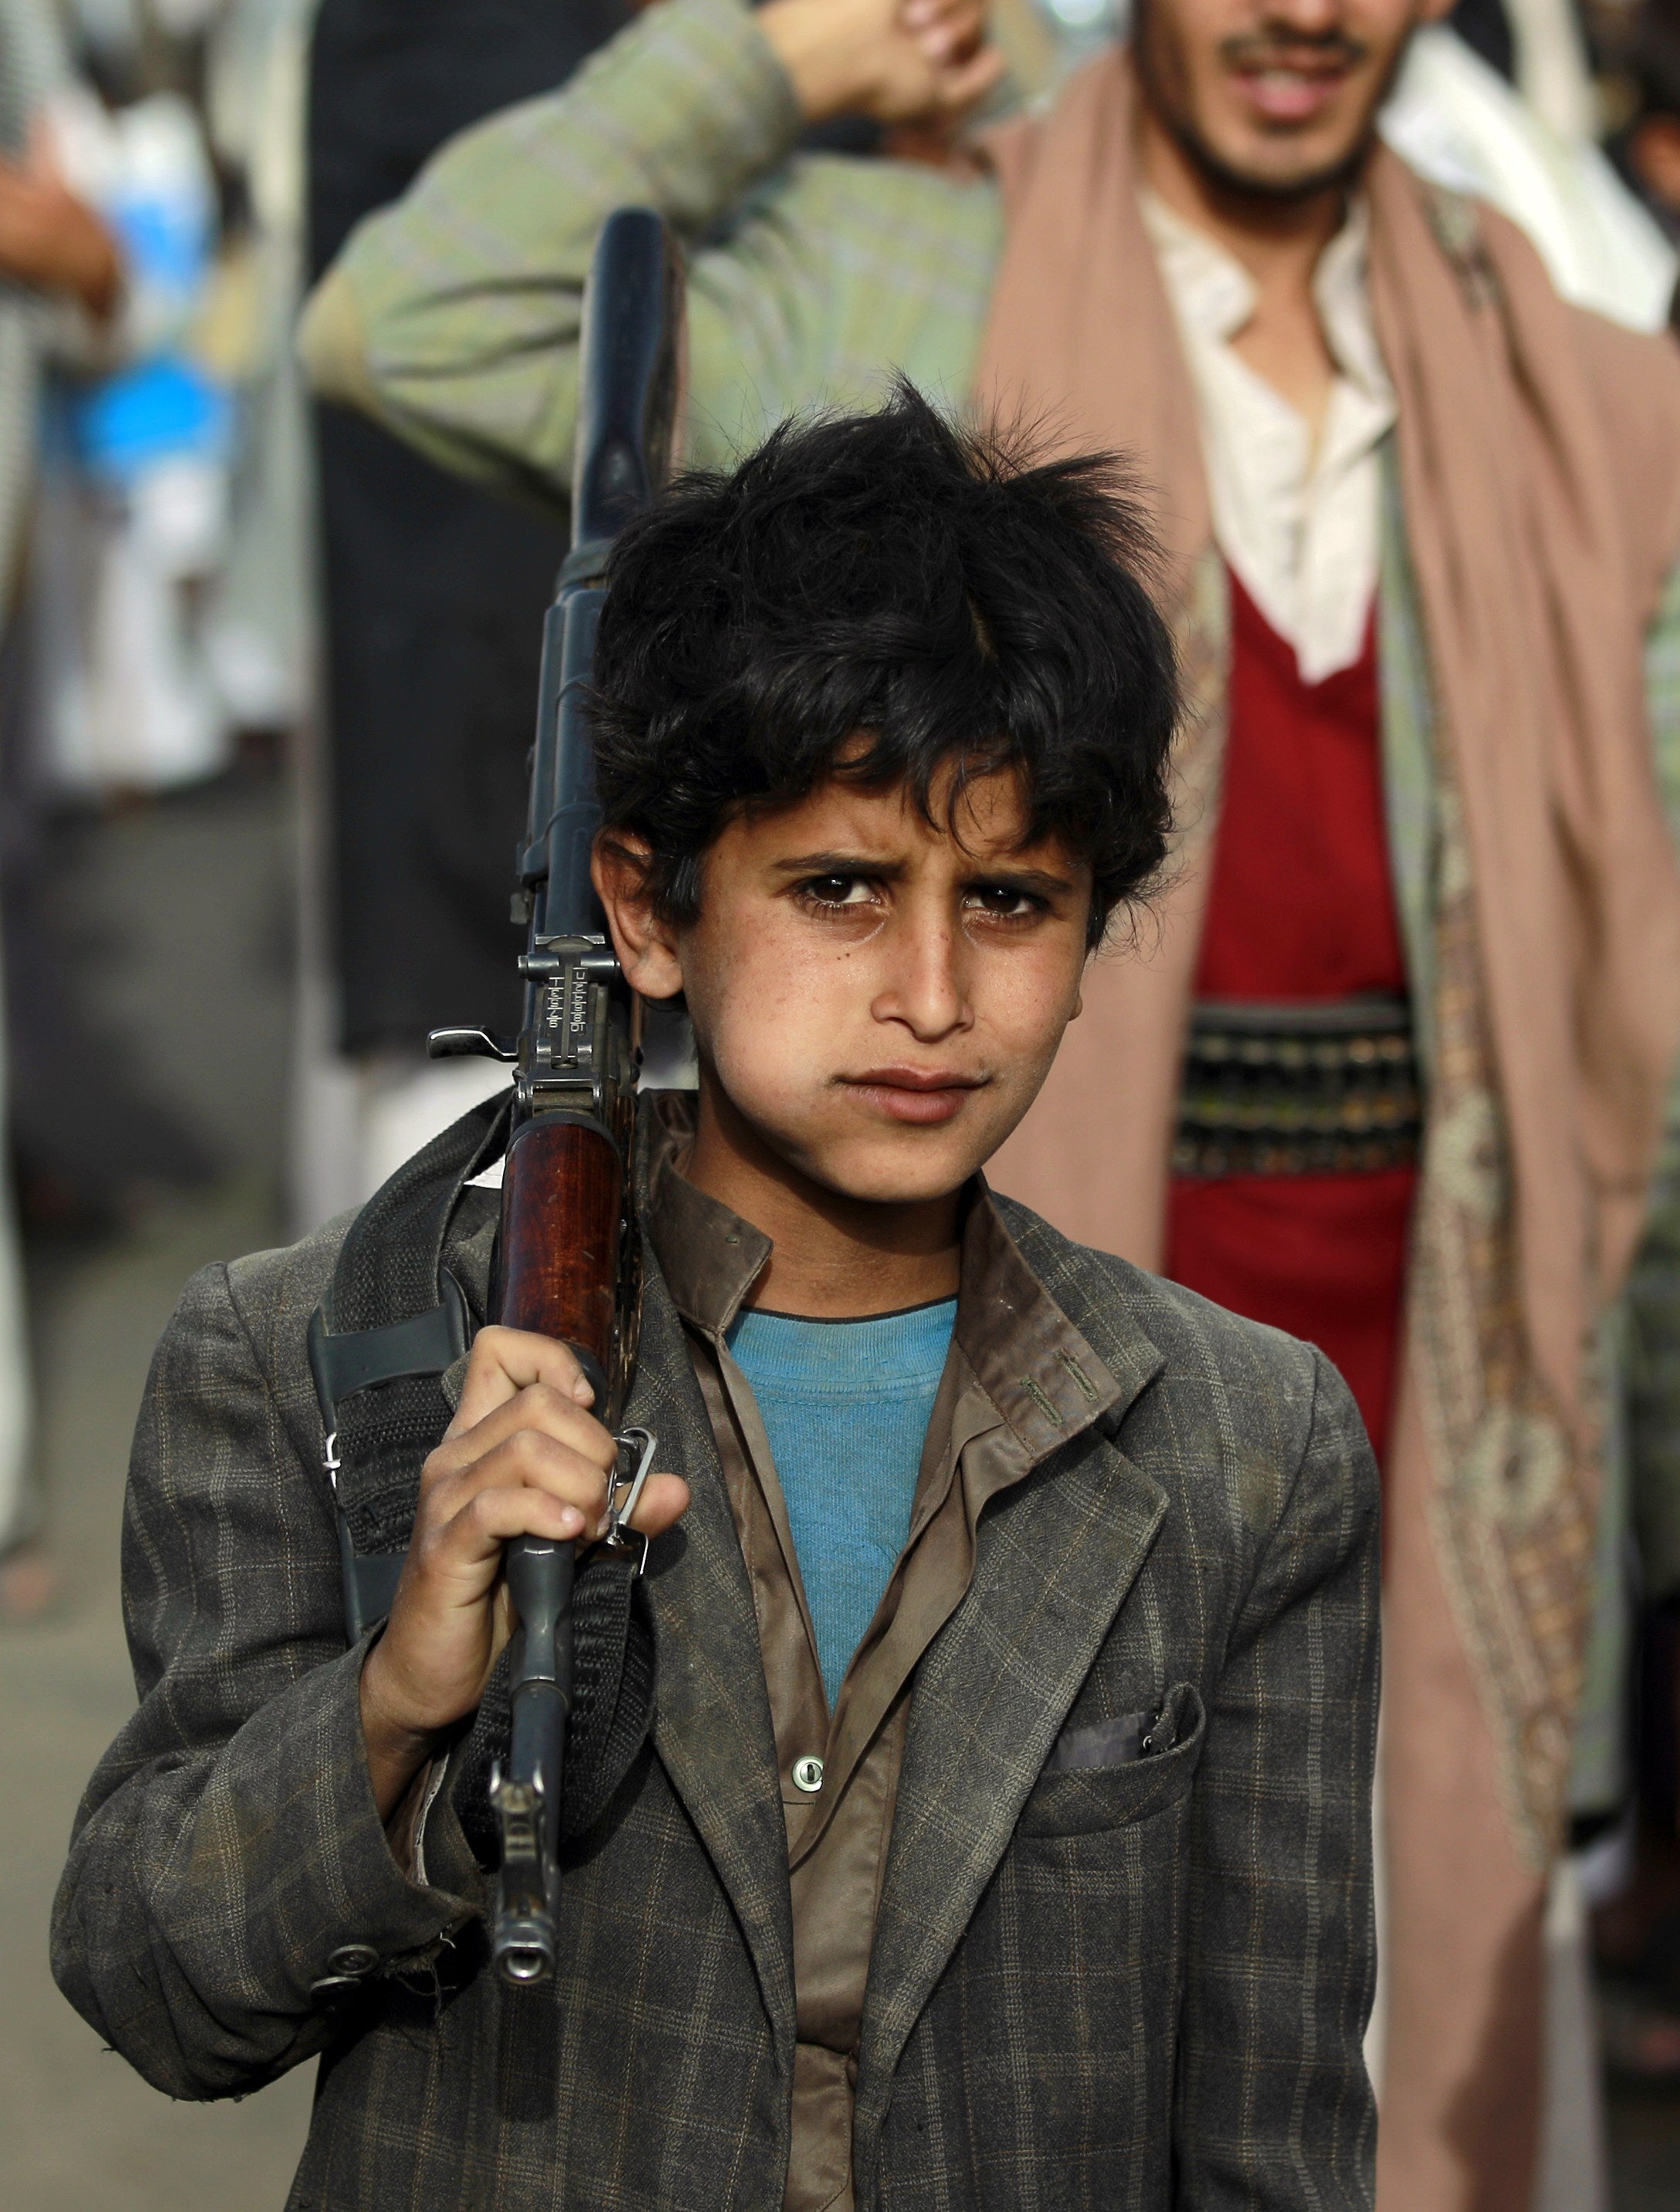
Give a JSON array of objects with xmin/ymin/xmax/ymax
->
[{"xmin": 1217, "ymin": 31, "xmax": 1370, "ymax": 72}]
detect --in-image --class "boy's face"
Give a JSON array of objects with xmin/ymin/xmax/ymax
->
[{"xmin": 597, "ymin": 765, "xmax": 1092, "ymax": 1209}]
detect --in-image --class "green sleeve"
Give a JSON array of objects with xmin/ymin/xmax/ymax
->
[
  {"xmin": 299, "ymin": 0, "xmax": 1001, "ymax": 507},
  {"xmin": 1624, "ymin": 552, "xmax": 1680, "ymax": 1601}
]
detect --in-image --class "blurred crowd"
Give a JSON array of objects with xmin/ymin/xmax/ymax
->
[
  {"xmin": 6, "ymin": 0, "xmax": 1680, "ymax": 2205},
  {"xmin": 0, "ymin": 0, "xmax": 312, "ymax": 1596}
]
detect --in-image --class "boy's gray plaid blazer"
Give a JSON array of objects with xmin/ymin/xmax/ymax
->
[{"xmin": 52, "ymin": 1187, "xmax": 1378, "ymax": 2210}]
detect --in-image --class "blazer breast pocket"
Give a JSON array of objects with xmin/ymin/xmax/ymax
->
[{"xmin": 1017, "ymin": 1681, "xmax": 1206, "ymax": 1839}]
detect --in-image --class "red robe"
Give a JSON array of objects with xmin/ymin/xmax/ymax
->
[{"xmin": 1164, "ymin": 575, "xmax": 1417, "ymax": 1459}]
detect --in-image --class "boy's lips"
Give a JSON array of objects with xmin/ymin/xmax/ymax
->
[{"xmin": 839, "ymin": 1067, "xmax": 989, "ymax": 1126}]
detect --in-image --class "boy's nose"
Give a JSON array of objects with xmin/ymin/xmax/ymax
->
[{"xmin": 871, "ymin": 914, "xmax": 973, "ymax": 1040}]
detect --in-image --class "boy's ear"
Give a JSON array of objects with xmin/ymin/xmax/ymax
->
[{"xmin": 592, "ymin": 831, "xmax": 687, "ymax": 1000}]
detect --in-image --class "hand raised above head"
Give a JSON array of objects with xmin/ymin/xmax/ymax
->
[
  {"xmin": 357, "ymin": 1325, "xmax": 690, "ymax": 1819},
  {"xmin": 760, "ymin": 0, "xmax": 1004, "ymax": 130}
]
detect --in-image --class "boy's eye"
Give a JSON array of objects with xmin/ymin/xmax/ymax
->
[
  {"xmin": 965, "ymin": 883, "xmax": 1044, "ymax": 919},
  {"xmin": 798, "ymin": 874, "xmax": 876, "ymax": 909}
]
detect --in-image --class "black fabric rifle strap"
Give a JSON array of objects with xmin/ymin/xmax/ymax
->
[
  {"xmin": 313, "ymin": 1091, "xmax": 512, "ymax": 1559},
  {"xmin": 308, "ymin": 1089, "xmax": 655, "ymax": 1858}
]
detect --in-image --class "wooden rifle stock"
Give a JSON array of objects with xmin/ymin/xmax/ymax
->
[{"xmin": 498, "ymin": 1118, "xmax": 624, "ymax": 1375}]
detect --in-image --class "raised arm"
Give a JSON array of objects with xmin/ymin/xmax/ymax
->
[
  {"xmin": 297, "ymin": 0, "xmax": 1004, "ymax": 504},
  {"xmin": 1173, "ymin": 1350, "xmax": 1381, "ymax": 2210}
]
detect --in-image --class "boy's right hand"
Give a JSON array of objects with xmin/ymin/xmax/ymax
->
[
  {"xmin": 358, "ymin": 1326, "xmax": 690, "ymax": 1820},
  {"xmin": 760, "ymin": 0, "xmax": 1004, "ymax": 130}
]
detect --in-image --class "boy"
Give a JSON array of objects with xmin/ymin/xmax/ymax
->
[{"xmin": 53, "ymin": 392, "xmax": 1378, "ymax": 2210}]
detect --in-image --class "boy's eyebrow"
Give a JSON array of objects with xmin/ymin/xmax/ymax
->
[
  {"xmin": 771, "ymin": 849, "xmax": 910, "ymax": 879},
  {"xmin": 771, "ymin": 850, "xmax": 1081, "ymax": 897}
]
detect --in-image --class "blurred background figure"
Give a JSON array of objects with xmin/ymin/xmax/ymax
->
[
  {"xmin": 1381, "ymin": 5, "xmax": 1676, "ymax": 325},
  {"xmin": 27, "ymin": 0, "xmax": 311, "ymax": 797},
  {"xmin": 1605, "ymin": 0, "xmax": 1680, "ymax": 291},
  {"xmin": 0, "ymin": 0, "xmax": 312, "ymax": 1614},
  {"xmin": 294, "ymin": 0, "xmax": 632, "ymax": 1226},
  {"xmin": 35, "ymin": 62, "xmax": 234, "ymax": 792},
  {"xmin": 0, "ymin": 7, "xmax": 326, "ymax": 2200},
  {"xmin": 0, "ymin": 0, "xmax": 121, "ymax": 1617}
]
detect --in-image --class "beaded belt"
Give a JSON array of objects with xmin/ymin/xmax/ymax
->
[{"xmin": 1173, "ymin": 995, "xmax": 1421, "ymax": 1178}]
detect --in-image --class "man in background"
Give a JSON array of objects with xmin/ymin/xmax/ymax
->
[
  {"xmin": 303, "ymin": 0, "xmax": 628, "ymax": 1216},
  {"xmin": 299, "ymin": 0, "xmax": 1680, "ymax": 2200}
]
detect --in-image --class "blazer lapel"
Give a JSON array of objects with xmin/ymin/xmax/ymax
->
[
  {"xmin": 855, "ymin": 1366, "xmax": 1167, "ymax": 2125},
  {"xmin": 631, "ymin": 1282, "xmax": 798, "ymax": 2053}
]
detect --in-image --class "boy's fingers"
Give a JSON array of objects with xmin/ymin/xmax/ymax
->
[
  {"xmin": 422, "ymin": 1455, "xmax": 687, "ymax": 1575},
  {"xmin": 435, "ymin": 1426, "xmax": 614, "ymax": 1523},
  {"xmin": 447, "ymin": 1324, "xmax": 595, "ymax": 1434},
  {"xmin": 435, "ymin": 1380, "xmax": 618, "ymax": 1487},
  {"xmin": 431, "ymin": 1468, "xmax": 685, "ymax": 1570},
  {"xmin": 450, "ymin": 1482, "xmax": 589, "ymax": 1560},
  {"xmin": 396, "ymin": 1485, "xmax": 585, "ymax": 1630}
]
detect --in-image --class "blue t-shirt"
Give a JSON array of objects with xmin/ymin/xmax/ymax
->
[{"xmin": 726, "ymin": 1299, "xmax": 958, "ymax": 1708}]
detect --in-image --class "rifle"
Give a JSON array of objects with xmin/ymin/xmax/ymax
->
[{"xmin": 429, "ymin": 207, "xmax": 683, "ymax": 1986}]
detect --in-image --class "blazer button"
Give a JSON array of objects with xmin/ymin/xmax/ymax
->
[
  {"xmin": 326, "ymin": 1942, "xmax": 380, "ymax": 1977},
  {"xmin": 791, "ymin": 1756, "xmax": 824, "ymax": 1793}
]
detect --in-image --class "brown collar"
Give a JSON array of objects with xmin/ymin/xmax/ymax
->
[{"xmin": 639, "ymin": 1088, "xmax": 1125, "ymax": 1442}]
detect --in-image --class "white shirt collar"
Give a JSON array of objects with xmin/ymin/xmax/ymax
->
[
  {"xmin": 1139, "ymin": 190, "xmax": 1393, "ymax": 410},
  {"xmin": 1139, "ymin": 189, "xmax": 1395, "ymax": 683}
]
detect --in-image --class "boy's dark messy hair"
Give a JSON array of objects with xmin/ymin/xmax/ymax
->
[{"xmin": 588, "ymin": 383, "xmax": 1178, "ymax": 948}]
